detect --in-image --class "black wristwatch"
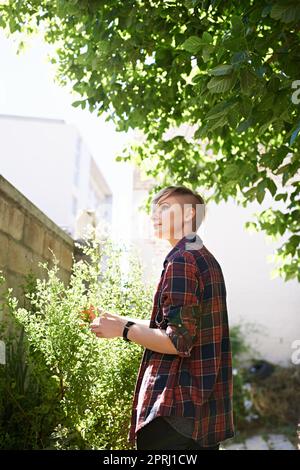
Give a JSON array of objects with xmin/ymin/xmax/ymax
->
[{"xmin": 123, "ymin": 321, "xmax": 136, "ymax": 342}]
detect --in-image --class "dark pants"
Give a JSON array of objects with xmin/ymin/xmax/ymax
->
[{"xmin": 136, "ymin": 417, "xmax": 220, "ymax": 450}]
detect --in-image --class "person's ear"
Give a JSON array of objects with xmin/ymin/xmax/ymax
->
[{"xmin": 184, "ymin": 206, "xmax": 195, "ymax": 222}]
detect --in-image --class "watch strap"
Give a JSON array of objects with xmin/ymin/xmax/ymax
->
[{"xmin": 123, "ymin": 321, "xmax": 135, "ymax": 342}]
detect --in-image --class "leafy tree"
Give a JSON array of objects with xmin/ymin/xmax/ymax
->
[{"xmin": 1, "ymin": 0, "xmax": 299, "ymax": 280}]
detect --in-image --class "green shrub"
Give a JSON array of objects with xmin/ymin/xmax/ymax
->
[
  {"xmin": 0, "ymin": 235, "xmax": 153, "ymax": 449},
  {"xmin": 249, "ymin": 364, "xmax": 300, "ymax": 428},
  {"xmin": 230, "ymin": 323, "xmax": 259, "ymax": 430},
  {"xmin": 0, "ymin": 273, "xmax": 63, "ymax": 449}
]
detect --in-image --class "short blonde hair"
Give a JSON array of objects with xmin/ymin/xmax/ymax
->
[{"xmin": 151, "ymin": 185, "xmax": 206, "ymax": 231}]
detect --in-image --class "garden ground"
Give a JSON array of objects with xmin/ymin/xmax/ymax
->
[{"xmin": 221, "ymin": 424, "xmax": 297, "ymax": 450}]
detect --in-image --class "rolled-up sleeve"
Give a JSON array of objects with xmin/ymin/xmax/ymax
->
[{"xmin": 160, "ymin": 253, "xmax": 201, "ymax": 358}]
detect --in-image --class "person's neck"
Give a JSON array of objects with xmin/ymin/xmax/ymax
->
[
  {"xmin": 168, "ymin": 230, "xmax": 193, "ymax": 247},
  {"xmin": 168, "ymin": 238, "xmax": 178, "ymax": 247}
]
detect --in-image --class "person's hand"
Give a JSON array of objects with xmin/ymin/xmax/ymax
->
[{"xmin": 90, "ymin": 309, "xmax": 127, "ymax": 339}]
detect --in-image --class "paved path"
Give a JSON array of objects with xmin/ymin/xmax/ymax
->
[{"xmin": 223, "ymin": 433, "xmax": 296, "ymax": 450}]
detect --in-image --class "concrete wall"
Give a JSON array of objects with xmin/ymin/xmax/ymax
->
[{"xmin": 0, "ymin": 175, "xmax": 74, "ymax": 307}]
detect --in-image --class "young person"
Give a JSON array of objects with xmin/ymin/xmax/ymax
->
[{"xmin": 90, "ymin": 185, "xmax": 235, "ymax": 450}]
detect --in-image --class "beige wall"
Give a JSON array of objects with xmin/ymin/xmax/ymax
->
[{"xmin": 0, "ymin": 175, "xmax": 74, "ymax": 308}]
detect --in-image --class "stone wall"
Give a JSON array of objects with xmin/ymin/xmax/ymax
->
[{"xmin": 0, "ymin": 175, "xmax": 74, "ymax": 307}]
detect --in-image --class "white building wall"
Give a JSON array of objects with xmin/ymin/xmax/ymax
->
[
  {"xmin": 0, "ymin": 114, "xmax": 112, "ymax": 237},
  {"xmin": 201, "ymin": 197, "xmax": 300, "ymax": 366}
]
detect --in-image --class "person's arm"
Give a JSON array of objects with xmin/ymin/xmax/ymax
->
[
  {"xmin": 90, "ymin": 252, "xmax": 201, "ymax": 357},
  {"xmin": 90, "ymin": 311, "xmax": 179, "ymax": 354},
  {"xmin": 127, "ymin": 252, "xmax": 201, "ymax": 357},
  {"xmin": 159, "ymin": 253, "xmax": 201, "ymax": 358},
  {"xmin": 106, "ymin": 313, "xmax": 178, "ymax": 354},
  {"xmin": 126, "ymin": 323, "xmax": 179, "ymax": 355}
]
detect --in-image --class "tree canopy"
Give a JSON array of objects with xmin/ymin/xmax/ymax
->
[{"xmin": 1, "ymin": 0, "xmax": 299, "ymax": 281}]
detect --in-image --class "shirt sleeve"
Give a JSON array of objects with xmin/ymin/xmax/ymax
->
[{"xmin": 159, "ymin": 253, "xmax": 201, "ymax": 358}]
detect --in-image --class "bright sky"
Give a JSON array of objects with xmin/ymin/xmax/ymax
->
[{"xmin": 0, "ymin": 28, "xmax": 135, "ymax": 242}]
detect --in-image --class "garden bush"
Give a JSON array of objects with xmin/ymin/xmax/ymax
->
[
  {"xmin": 0, "ymin": 234, "xmax": 153, "ymax": 449},
  {"xmin": 229, "ymin": 324, "xmax": 258, "ymax": 431},
  {"xmin": 249, "ymin": 364, "xmax": 300, "ymax": 428},
  {"xmin": 0, "ymin": 275, "xmax": 64, "ymax": 449}
]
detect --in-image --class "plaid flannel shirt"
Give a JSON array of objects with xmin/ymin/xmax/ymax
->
[{"xmin": 128, "ymin": 234, "xmax": 235, "ymax": 447}]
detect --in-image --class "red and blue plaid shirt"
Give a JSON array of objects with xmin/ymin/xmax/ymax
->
[{"xmin": 128, "ymin": 234, "xmax": 235, "ymax": 447}]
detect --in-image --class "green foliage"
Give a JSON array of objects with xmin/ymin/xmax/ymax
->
[
  {"xmin": 0, "ymin": 273, "xmax": 63, "ymax": 449},
  {"xmin": 230, "ymin": 324, "xmax": 257, "ymax": 429},
  {"xmin": 1, "ymin": 0, "xmax": 299, "ymax": 280},
  {"xmin": 0, "ymin": 235, "xmax": 153, "ymax": 449}
]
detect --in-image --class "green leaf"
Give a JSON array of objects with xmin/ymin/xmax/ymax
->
[
  {"xmin": 231, "ymin": 16, "xmax": 245, "ymax": 36},
  {"xmin": 71, "ymin": 100, "xmax": 83, "ymax": 108},
  {"xmin": 231, "ymin": 51, "xmax": 248, "ymax": 65},
  {"xmin": 271, "ymin": 3, "xmax": 300, "ymax": 23},
  {"xmin": 236, "ymin": 117, "xmax": 253, "ymax": 133},
  {"xmin": 261, "ymin": 5, "xmax": 272, "ymax": 18},
  {"xmin": 276, "ymin": 164, "xmax": 290, "ymax": 175},
  {"xmin": 184, "ymin": 0, "xmax": 200, "ymax": 9},
  {"xmin": 275, "ymin": 193, "xmax": 288, "ymax": 202},
  {"xmin": 181, "ymin": 36, "xmax": 203, "ymax": 54},
  {"xmin": 202, "ymin": 44, "xmax": 214, "ymax": 62},
  {"xmin": 181, "ymin": 32, "xmax": 213, "ymax": 55},
  {"xmin": 202, "ymin": 31, "xmax": 213, "ymax": 44},
  {"xmin": 286, "ymin": 235, "xmax": 300, "ymax": 256},
  {"xmin": 262, "ymin": 146, "xmax": 289, "ymax": 171},
  {"xmin": 257, "ymin": 182, "xmax": 266, "ymax": 204},
  {"xmin": 244, "ymin": 187, "xmax": 257, "ymax": 201},
  {"xmin": 266, "ymin": 178, "xmax": 277, "ymax": 197},
  {"xmin": 257, "ymin": 121, "xmax": 272, "ymax": 136},
  {"xmin": 223, "ymin": 164, "xmax": 239, "ymax": 179},
  {"xmin": 227, "ymin": 110, "xmax": 240, "ymax": 128},
  {"xmin": 282, "ymin": 168, "xmax": 291, "ymax": 186},
  {"xmin": 205, "ymin": 100, "xmax": 237, "ymax": 120},
  {"xmin": 239, "ymin": 68, "xmax": 257, "ymax": 95},
  {"xmin": 9, "ymin": 18, "xmax": 20, "ymax": 33},
  {"xmin": 206, "ymin": 114, "xmax": 228, "ymax": 132},
  {"xmin": 207, "ymin": 74, "xmax": 237, "ymax": 93},
  {"xmin": 209, "ymin": 64, "xmax": 233, "ymax": 76},
  {"xmin": 245, "ymin": 220, "xmax": 258, "ymax": 230}
]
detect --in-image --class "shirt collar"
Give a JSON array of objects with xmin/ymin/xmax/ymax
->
[{"xmin": 163, "ymin": 233, "xmax": 198, "ymax": 266}]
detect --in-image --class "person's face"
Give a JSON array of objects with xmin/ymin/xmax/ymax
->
[{"xmin": 150, "ymin": 194, "xmax": 195, "ymax": 242}]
